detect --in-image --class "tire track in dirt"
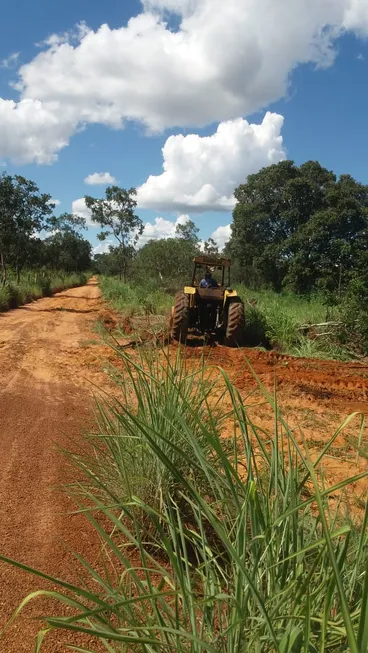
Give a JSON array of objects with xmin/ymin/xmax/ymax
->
[{"xmin": 185, "ymin": 345, "xmax": 368, "ymax": 412}]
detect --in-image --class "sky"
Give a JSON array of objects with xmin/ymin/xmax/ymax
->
[{"xmin": 1, "ymin": 0, "xmax": 368, "ymax": 254}]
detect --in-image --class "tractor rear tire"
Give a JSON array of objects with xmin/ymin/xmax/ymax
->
[
  {"xmin": 225, "ymin": 300, "xmax": 245, "ymax": 347},
  {"xmin": 171, "ymin": 292, "xmax": 189, "ymax": 342}
]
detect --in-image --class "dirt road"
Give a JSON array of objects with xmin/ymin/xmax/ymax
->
[{"xmin": 0, "ymin": 279, "xmax": 105, "ymax": 652}]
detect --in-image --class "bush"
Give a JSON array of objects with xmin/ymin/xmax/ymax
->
[
  {"xmin": 38, "ymin": 277, "xmax": 52, "ymax": 297},
  {"xmin": 2, "ymin": 348, "xmax": 367, "ymax": 651},
  {"xmin": 0, "ymin": 285, "xmax": 11, "ymax": 311}
]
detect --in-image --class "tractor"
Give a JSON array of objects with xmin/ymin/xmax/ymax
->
[{"xmin": 171, "ymin": 256, "xmax": 245, "ymax": 346}]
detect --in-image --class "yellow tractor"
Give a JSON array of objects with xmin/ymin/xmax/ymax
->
[{"xmin": 171, "ymin": 256, "xmax": 245, "ymax": 346}]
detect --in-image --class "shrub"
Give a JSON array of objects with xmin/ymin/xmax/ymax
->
[
  {"xmin": 0, "ymin": 285, "xmax": 11, "ymax": 311},
  {"xmin": 69, "ymin": 347, "xmax": 230, "ymax": 542},
  {"xmin": 38, "ymin": 277, "xmax": 52, "ymax": 297}
]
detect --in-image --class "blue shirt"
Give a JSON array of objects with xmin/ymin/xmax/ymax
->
[{"xmin": 200, "ymin": 278, "xmax": 218, "ymax": 288}]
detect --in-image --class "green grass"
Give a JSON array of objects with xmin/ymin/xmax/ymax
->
[
  {"xmin": 68, "ymin": 348, "xmax": 230, "ymax": 543},
  {"xmin": 0, "ymin": 271, "xmax": 88, "ymax": 312},
  {"xmin": 237, "ymin": 286, "xmax": 342, "ymax": 355},
  {"xmin": 1, "ymin": 346, "xmax": 367, "ymax": 651},
  {"xmin": 238, "ymin": 287, "xmax": 331, "ymax": 327},
  {"xmin": 100, "ymin": 277, "xmax": 173, "ymax": 317}
]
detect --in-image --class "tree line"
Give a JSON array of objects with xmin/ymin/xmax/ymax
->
[
  {"xmin": 227, "ymin": 160, "xmax": 368, "ymax": 300},
  {"xmin": 0, "ymin": 172, "xmax": 92, "ymax": 283},
  {"xmin": 89, "ymin": 185, "xmax": 219, "ymax": 285},
  {"xmin": 2, "ymin": 160, "xmax": 367, "ymax": 323}
]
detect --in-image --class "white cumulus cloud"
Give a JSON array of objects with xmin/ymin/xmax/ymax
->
[
  {"xmin": 72, "ymin": 197, "xmax": 94, "ymax": 226},
  {"xmin": 84, "ymin": 172, "xmax": 116, "ymax": 185},
  {"xmin": 210, "ymin": 224, "xmax": 232, "ymax": 250},
  {"xmin": 1, "ymin": 0, "xmax": 368, "ymax": 163},
  {"xmin": 137, "ymin": 112, "xmax": 285, "ymax": 211},
  {"xmin": 93, "ymin": 240, "xmax": 114, "ymax": 255},
  {"xmin": 138, "ymin": 214, "xmax": 190, "ymax": 247},
  {"xmin": 0, "ymin": 98, "xmax": 75, "ymax": 164},
  {"xmin": 48, "ymin": 198, "xmax": 61, "ymax": 206},
  {"xmin": 142, "ymin": 0, "xmax": 197, "ymax": 16}
]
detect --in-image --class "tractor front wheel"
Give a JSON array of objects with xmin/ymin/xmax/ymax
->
[
  {"xmin": 171, "ymin": 292, "xmax": 189, "ymax": 342},
  {"xmin": 225, "ymin": 300, "xmax": 245, "ymax": 347}
]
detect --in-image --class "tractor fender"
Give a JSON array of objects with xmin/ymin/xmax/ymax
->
[
  {"xmin": 223, "ymin": 289, "xmax": 238, "ymax": 307},
  {"xmin": 184, "ymin": 286, "xmax": 197, "ymax": 308}
]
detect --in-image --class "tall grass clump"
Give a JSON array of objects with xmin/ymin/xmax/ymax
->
[
  {"xmin": 237, "ymin": 287, "xmax": 350, "ymax": 358},
  {"xmin": 71, "ymin": 348, "xmax": 230, "ymax": 541},
  {"xmin": 237, "ymin": 287, "xmax": 331, "ymax": 327},
  {"xmin": 1, "ymin": 346, "xmax": 367, "ymax": 651},
  {"xmin": 243, "ymin": 303, "xmax": 271, "ymax": 348},
  {"xmin": 238, "ymin": 286, "xmax": 331, "ymax": 349}
]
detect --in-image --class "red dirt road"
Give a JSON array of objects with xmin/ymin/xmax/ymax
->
[{"xmin": 0, "ymin": 279, "xmax": 105, "ymax": 652}]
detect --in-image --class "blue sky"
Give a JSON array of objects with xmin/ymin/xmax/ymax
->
[{"xmin": 1, "ymin": 0, "xmax": 368, "ymax": 252}]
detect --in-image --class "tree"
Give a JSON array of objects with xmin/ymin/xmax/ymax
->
[
  {"xmin": 134, "ymin": 238, "xmax": 198, "ymax": 286},
  {"xmin": 43, "ymin": 212, "xmax": 90, "ymax": 272},
  {"xmin": 229, "ymin": 160, "xmax": 368, "ymax": 295},
  {"xmin": 0, "ymin": 173, "xmax": 53, "ymax": 283},
  {"xmin": 175, "ymin": 219, "xmax": 199, "ymax": 244},
  {"xmin": 85, "ymin": 187, "xmax": 143, "ymax": 281},
  {"xmin": 48, "ymin": 212, "xmax": 86, "ymax": 234},
  {"xmin": 285, "ymin": 173, "xmax": 368, "ymax": 295},
  {"xmin": 203, "ymin": 238, "xmax": 219, "ymax": 256},
  {"xmin": 93, "ymin": 247, "xmax": 123, "ymax": 277},
  {"xmin": 44, "ymin": 232, "xmax": 92, "ymax": 272}
]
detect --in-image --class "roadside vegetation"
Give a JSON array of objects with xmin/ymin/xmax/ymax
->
[
  {"xmin": 2, "ymin": 345, "xmax": 367, "ymax": 651},
  {"xmin": 100, "ymin": 276, "xmax": 173, "ymax": 318},
  {"xmin": 0, "ymin": 271, "xmax": 88, "ymax": 312},
  {"xmin": 237, "ymin": 287, "xmax": 348, "ymax": 360},
  {"xmin": 0, "ymin": 172, "xmax": 93, "ymax": 312}
]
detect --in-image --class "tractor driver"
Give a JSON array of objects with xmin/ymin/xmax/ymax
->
[{"xmin": 199, "ymin": 270, "xmax": 219, "ymax": 289}]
